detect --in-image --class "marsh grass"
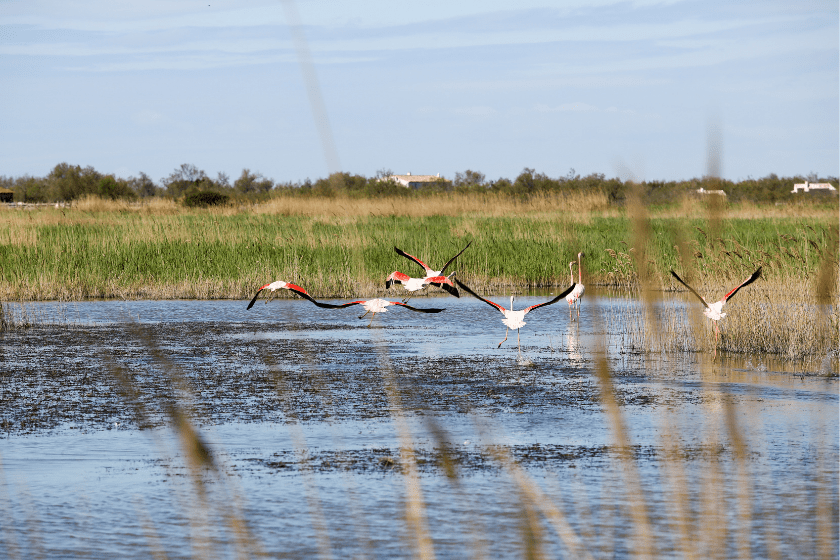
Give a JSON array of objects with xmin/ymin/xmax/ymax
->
[
  {"xmin": 597, "ymin": 191, "xmax": 839, "ymax": 364},
  {"xmin": 0, "ymin": 196, "xmax": 834, "ymax": 304}
]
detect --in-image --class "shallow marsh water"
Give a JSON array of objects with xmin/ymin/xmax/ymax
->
[{"xmin": 0, "ymin": 293, "xmax": 837, "ymax": 559}]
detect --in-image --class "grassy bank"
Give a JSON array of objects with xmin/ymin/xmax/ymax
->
[{"xmin": 0, "ymin": 193, "xmax": 836, "ymax": 302}]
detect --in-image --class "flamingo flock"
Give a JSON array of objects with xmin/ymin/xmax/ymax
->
[{"xmin": 246, "ymin": 240, "xmax": 762, "ymax": 357}]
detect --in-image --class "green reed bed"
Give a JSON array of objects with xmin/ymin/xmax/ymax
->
[{"xmin": 0, "ymin": 204, "xmax": 834, "ymax": 303}]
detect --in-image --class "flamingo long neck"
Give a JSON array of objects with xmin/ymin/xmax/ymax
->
[
  {"xmin": 569, "ymin": 263, "xmax": 574, "ymax": 284},
  {"xmin": 577, "ymin": 255, "xmax": 583, "ymax": 283}
]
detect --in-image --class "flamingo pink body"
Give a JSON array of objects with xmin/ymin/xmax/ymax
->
[{"xmin": 670, "ymin": 267, "xmax": 762, "ymax": 358}]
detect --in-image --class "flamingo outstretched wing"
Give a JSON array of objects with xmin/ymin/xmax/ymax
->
[
  {"xmin": 385, "ymin": 271, "xmax": 411, "ymax": 289},
  {"xmin": 455, "ymin": 279, "xmax": 507, "ymax": 314},
  {"xmin": 394, "ymin": 247, "xmax": 432, "ymax": 275},
  {"xmin": 247, "ymin": 287, "xmax": 268, "ymax": 309},
  {"xmin": 439, "ymin": 241, "xmax": 472, "ymax": 274},
  {"xmin": 720, "ymin": 267, "xmax": 762, "ymax": 303},
  {"xmin": 522, "ymin": 284, "xmax": 577, "ymax": 314},
  {"xmin": 323, "ymin": 300, "xmax": 368, "ymax": 309},
  {"xmin": 247, "ymin": 282, "xmax": 328, "ymax": 310},
  {"xmin": 669, "ymin": 270, "xmax": 710, "ymax": 309},
  {"xmin": 391, "ymin": 301, "xmax": 446, "ymax": 313},
  {"xmin": 326, "ymin": 300, "xmax": 444, "ymax": 313},
  {"xmin": 426, "ymin": 273, "xmax": 460, "ymax": 297}
]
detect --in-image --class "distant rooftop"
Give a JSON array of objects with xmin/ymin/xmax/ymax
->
[
  {"xmin": 389, "ymin": 173, "xmax": 446, "ymax": 188},
  {"xmin": 791, "ymin": 181, "xmax": 836, "ymax": 193}
]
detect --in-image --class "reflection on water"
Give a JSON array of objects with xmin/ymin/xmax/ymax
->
[{"xmin": 0, "ymin": 297, "xmax": 837, "ymax": 558}]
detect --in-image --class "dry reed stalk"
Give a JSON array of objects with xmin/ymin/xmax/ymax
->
[
  {"xmin": 588, "ymin": 312, "xmax": 656, "ymax": 557},
  {"xmin": 261, "ymin": 343, "xmax": 336, "ymax": 560},
  {"xmin": 626, "ymin": 182, "xmax": 664, "ymax": 355},
  {"xmin": 103, "ymin": 324, "xmax": 264, "ymax": 559},
  {"xmin": 133, "ymin": 497, "xmax": 170, "ymax": 560},
  {"xmin": 417, "ymin": 414, "xmax": 490, "ymax": 560},
  {"xmin": 371, "ymin": 332, "xmax": 436, "ymax": 560},
  {"xmin": 481, "ymin": 443, "xmax": 595, "ymax": 560},
  {"xmin": 659, "ymin": 432, "xmax": 700, "ymax": 560},
  {"xmin": 722, "ymin": 395, "xmax": 755, "ymax": 560}
]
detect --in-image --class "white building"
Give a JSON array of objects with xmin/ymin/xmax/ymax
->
[
  {"xmin": 695, "ymin": 187, "xmax": 727, "ymax": 196},
  {"xmin": 791, "ymin": 181, "xmax": 837, "ymax": 193},
  {"xmin": 389, "ymin": 173, "xmax": 446, "ymax": 189}
]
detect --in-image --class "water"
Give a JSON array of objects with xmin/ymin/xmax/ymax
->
[{"xmin": 0, "ymin": 295, "xmax": 837, "ymax": 558}]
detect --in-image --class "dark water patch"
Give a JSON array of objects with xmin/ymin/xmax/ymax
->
[
  {"xmin": 243, "ymin": 442, "xmax": 755, "ymax": 476},
  {"xmin": 0, "ymin": 320, "xmax": 651, "ymax": 435}
]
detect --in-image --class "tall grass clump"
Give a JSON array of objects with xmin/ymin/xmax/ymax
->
[{"xmin": 602, "ymin": 196, "xmax": 839, "ymax": 365}]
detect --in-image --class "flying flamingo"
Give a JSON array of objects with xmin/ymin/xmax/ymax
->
[
  {"xmin": 246, "ymin": 280, "xmax": 341, "ymax": 310},
  {"xmin": 669, "ymin": 267, "xmax": 762, "ymax": 359},
  {"xmin": 325, "ymin": 298, "xmax": 445, "ymax": 325},
  {"xmin": 456, "ymin": 279, "xmax": 576, "ymax": 352},
  {"xmin": 385, "ymin": 271, "xmax": 459, "ymax": 298},
  {"xmin": 387, "ymin": 241, "xmax": 472, "ymax": 297},
  {"xmin": 565, "ymin": 252, "xmax": 585, "ymax": 320}
]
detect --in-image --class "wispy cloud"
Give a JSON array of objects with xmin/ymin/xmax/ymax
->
[{"xmin": 534, "ymin": 102, "xmax": 637, "ymax": 115}]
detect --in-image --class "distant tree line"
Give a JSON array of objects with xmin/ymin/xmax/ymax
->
[{"xmin": 0, "ymin": 162, "xmax": 836, "ymax": 206}]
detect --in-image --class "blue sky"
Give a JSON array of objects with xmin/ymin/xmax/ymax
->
[{"xmin": 1, "ymin": 0, "xmax": 837, "ymax": 184}]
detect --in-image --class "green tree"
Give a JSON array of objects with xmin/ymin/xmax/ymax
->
[
  {"xmin": 46, "ymin": 163, "xmax": 101, "ymax": 201},
  {"xmin": 97, "ymin": 176, "xmax": 137, "ymax": 200},
  {"xmin": 234, "ymin": 169, "xmax": 273, "ymax": 194},
  {"xmin": 14, "ymin": 176, "xmax": 48, "ymax": 202},
  {"xmin": 129, "ymin": 172, "xmax": 160, "ymax": 198},
  {"xmin": 162, "ymin": 164, "xmax": 209, "ymax": 198},
  {"xmin": 454, "ymin": 169, "xmax": 486, "ymax": 188}
]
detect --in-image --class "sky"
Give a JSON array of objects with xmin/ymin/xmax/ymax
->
[{"xmin": 1, "ymin": 0, "xmax": 837, "ymax": 185}]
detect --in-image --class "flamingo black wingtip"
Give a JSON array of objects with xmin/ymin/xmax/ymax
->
[{"xmin": 246, "ymin": 290, "xmax": 262, "ymax": 310}]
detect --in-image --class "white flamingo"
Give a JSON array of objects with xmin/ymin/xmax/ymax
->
[
  {"xmin": 326, "ymin": 298, "xmax": 445, "ymax": 325},
  {"xmin": 387, "ymin": 241, "xmax": 471, "ymax": 298},
  {"xmin": 385, "ymin": 271, "xmax": 459, "ymax": 298},
  {"xmin": 456, "ymin": 279, "xmax": 576, "ymax": 352},
  {"xmin": 247, "ymin": 280, "xmax": 340, "ymax": 310},
  {"xmin": 564, "ymin": 261, "xmax": 576, "ymax": 319},
  {"xmin": 669, "ymin": 267, "xmax": 762, "ymax": 359},
  {"xmin": 565, "ymin": 252, "xmax": 585, "ymax": 320}
]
